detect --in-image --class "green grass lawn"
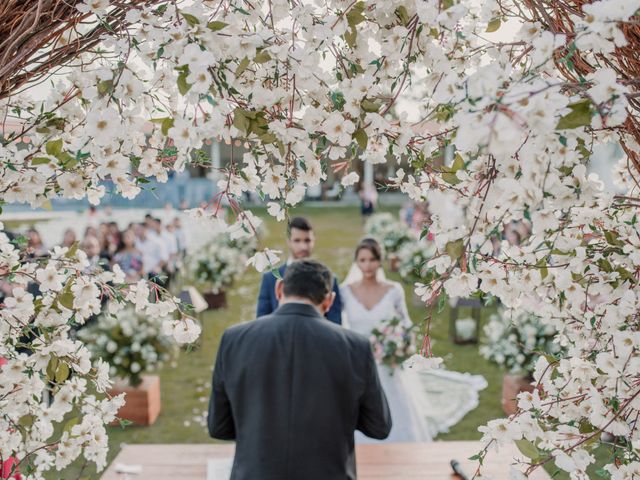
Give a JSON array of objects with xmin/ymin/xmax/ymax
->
[{"xmin": 51, "ymin": 205, "xmax": 506, "ymax": 479}]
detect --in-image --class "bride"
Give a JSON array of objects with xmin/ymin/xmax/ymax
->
[{"xmin": 341, "ymin": 237, "xmax": 432, "ymax": 443}]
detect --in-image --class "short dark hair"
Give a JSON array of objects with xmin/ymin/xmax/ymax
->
[
  {"xmin": 287, "ymin": 217, "xmax": 312, "ymax": 238},
  {"xmin": 355, "ymin": 237, "xmax": 383, "ymax": 261},
  {"xmin": 283, "ymin": 260, "xmax": 333, "ymax": 304}
]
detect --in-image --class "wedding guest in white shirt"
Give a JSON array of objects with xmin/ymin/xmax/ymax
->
[{"xmin": 134, "ymin": 223, "xmax": 168, "ymax": 285}]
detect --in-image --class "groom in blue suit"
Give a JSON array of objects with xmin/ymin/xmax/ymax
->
[{"xmin": 256, "ymin": 217, "xmax": 342, "ymax": 324}]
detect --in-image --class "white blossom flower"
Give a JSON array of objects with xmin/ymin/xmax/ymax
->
[
  {"xmin": 341, "ymin": 172, "xmax": 359, "ymax": 187},
  {"xmin": 246, "ymin": 249, "xmax": 281, "ymax": 273},
  {"xmin": 267, "ymin": 202, "xmax": 286, "ymax": 221},
  {"xmin": 85, "ymin": 107, "xmax": 121, "ymax": 145},
  {"xmin": 35, "ymin": 264, "xmax": 64, "ymax": 292},
  {"xmin": 77, "ymin": 0, "xmax": 110, "ymax": 15}
]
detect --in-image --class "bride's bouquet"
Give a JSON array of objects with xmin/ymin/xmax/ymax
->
[{"xmin": 370, "ymin": 317, "xmax": 417, "ymax": 374}]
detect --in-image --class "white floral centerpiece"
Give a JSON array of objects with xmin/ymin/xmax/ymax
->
[
  {"xmin": 364, "ymin": 213, "xmax": 415, "ymax": 255},
  {"xmin": 480, "ymin": 309, "xmax": 561, "ymax": 377},
  {"xmin": 397, "ymin": 239, "xmax": 436, "ymax": 284},
  {"xmin": 185, "ymin": 234, "xmax": 248, "ymax": 294},
  {"xmin": 78, "ymin": 307, "xmax": 179, "ymax": 388}
]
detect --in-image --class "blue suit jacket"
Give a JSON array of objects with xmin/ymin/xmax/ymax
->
[{"xmin": 256, "ymin": 264, "xmax": 342, "ymax": 324}]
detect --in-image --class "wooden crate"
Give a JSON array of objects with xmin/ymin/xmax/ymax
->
[
  {"xmin": 502, "ymin": 374, "xmax": 534, "ymax": 416},
  {"xmin": 109, "ymin": 375, "xmax": 161, "ymax": 426}
]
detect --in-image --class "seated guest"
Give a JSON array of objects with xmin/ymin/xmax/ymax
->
[
  {"xmin": 113, "ymin": 228, "xmax": 144, "ymax": 282},
  {"xmin": 26, "ymin": 228, "xmax": 47, "ymax": 258},
  {"xmin": 61, "ymin": 228, "xmax": 77, "ymax": 249},
  {"xmin": 171, "ymin": 217, "xmax": 187, "ymax": 256},
  {"xmin": 81, "ymin": 236, "xmax": 110, "ymax": 274},
  {"xmin": 134, "ymin": 223, "xmax": 168, "ymax": 286}
]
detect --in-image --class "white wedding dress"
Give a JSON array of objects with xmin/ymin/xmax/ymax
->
[{"xmin": 340, "ymin": 280, "xmax": 434, "ymax": 443}]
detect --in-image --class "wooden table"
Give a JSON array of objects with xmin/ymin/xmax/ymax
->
[{"xmin": 101, "ymin": 442, "xmax": 550, "ymax": 479}]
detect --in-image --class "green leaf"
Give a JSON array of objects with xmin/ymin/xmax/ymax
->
[
  {"xmin": 353, "ymin": 129, "xmax": 368, "ymax": 150},
  {"xmin": 177, "ymin": 72, "xmax": 192, "ymax": 95},
  {"xmin": 556, "ymin": 100, "xmax": 593, "ymax": 130},
  {"xmin": 540, "ymin": 265, "xmax": 548, "ymax": 280},
  {"xmin": 437, "ymin": 291, "xmax": 448, "ymax": 313},
  {"xmin": 58, "ymin": 284, "xmax": 75, "ymax": 310},
  {"xmin": 232, "ymin": 108, "xmax": 250, "ymax": 134},
  {"xmin": 45, "ymin": 139, "xmax": 63, "ymax": 157},
  {"xmin": 395, "ymin": 6, "xmax": 410, "ymax": 25},
  {"xmin": 486, "ymin": 18, "xmax": 501, "ymax": 32},
  {"xmin": 272, "ymin": 266, "xmax": 282, "ymax": 280},
  {"xmin": 18, "ymin": 414, "xmax": 35, "ymax": 428},
  {"xmin": 65, "ymin": 241, "xmax": 79, "ymax": 258},
  {"xmin": 445, "ymin": 238, "xmax": 464, "ymax": 261},
  {"xmin": 235, "ymin": 57, "xmax": 250, "ymax": 77},
  {"xmin": 578, "ymin": 421, "xmax": 597, "ymax": 434},
  {"xmin": 58, "ymin": 151, "xmax": 77, "ymax": 168},
  {"xmin": 330, "ymin": 91, "xmax": 346, "ymax": 110},
  {"xmin": 31, "ymin": 157, "xmax": 51, "ymax": 165},
  {"xmin": 361, "ymin": 99, "xmax": 381, "ymax": 113},
  {"xmin": 515, "ymin": 439, "xmax": 540, "ymax": 460},
  {"xmin": 97, "ymin": 79, "xmax": 114, "ymax": 97},
  {"xmin": 259, "ymin": 132, "xmax": 277, "ymax": 144},
  {"xmin": 63, "ymin": 416, "xmax": 80, "ymax": 434},
  {"xmin": 181, "ymin": 12, "xmax": 200, "ymax": 26},
  {"xmin": 118, "ymin": 418, "xmax": 133, "ymax": 429},
  {"xmin": 442, "ymin": 153, "xmax": 465, "ymax": 185},
  {"xmin": 46, "ymin": 356, "xmax": 59, "ymax": 382},
  {"xmin": 207, "ymin": 21, "xmax": 228, "ymax": 31},
  {"xmin": 254, "ymin": 50, "xmax": 272, "ymax": 64},
  {"xmin": 344, "ymin": 27, "xmax": 357, "ymax": 48},
  {"xmin": 604, "ymin": 230, "xmax": 624, "ymax": 247},
  {"xmin": 161, "ymin": 117, "xmax": 174, "ymax": 136},
  {"xmin": 346, "ymin": 2, "xmax": 366, "ymax": 27},
  {"xmin": 55, "ymin": 362, "xmax": 70, "ymax": 383}
]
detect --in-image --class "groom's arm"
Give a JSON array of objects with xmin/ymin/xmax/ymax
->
[
  {"xmin": 256, "ymin": 272, "xmax": 273, "ymax": 318},
  {"xmin": 208, "ymin": 332, "xmax": 236, "ymax": 440},
  {"xmin": 326, "ymin": 278, "xmax": 342, "ymax": 324},
  {"xmin": 356, "ymin": 345, "xmax": 392, "ymax": 439}
]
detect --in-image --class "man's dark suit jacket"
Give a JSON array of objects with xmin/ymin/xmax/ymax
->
[
  {"xmin": 256, "ymin": 264, "xmax": 343, "ymax": 324},
  {"xmin": 208, "ymin": 302, "xmax": 391, "ymax": 480}
]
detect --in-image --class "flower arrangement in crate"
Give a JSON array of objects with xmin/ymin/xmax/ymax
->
[
  {"xmin": 77, "ymin": 307, "xmax": 180, "ymax": 425},
  {"xmin": 480, "ymin": 309, "xmax": 561, "ymax": 415},
  {"xmin": 78, "ymin": 307, "xmax": 179, "ymax": 388},
  {"xmin": 369, "ymin": 317, "xmax": 418, "ymax": 374},
  {"xmin": 185, "ymin": 234, "xmax": 248, "ymax": 295},
  {"xmin": 364, "ymin": 213, "xmax": 415, "ymax": 270},
  {"xmin": 397, "ymin": 239, "xmax": 436, "ymax": 285}
]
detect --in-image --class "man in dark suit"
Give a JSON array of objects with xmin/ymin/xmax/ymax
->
[
  {"xmin": 209, "ymin": 260, "xmax": 391, "ymax": 480},
  {"xmin": 256, "ymin": 216, "xmax": 342, "ymax": 324}
]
